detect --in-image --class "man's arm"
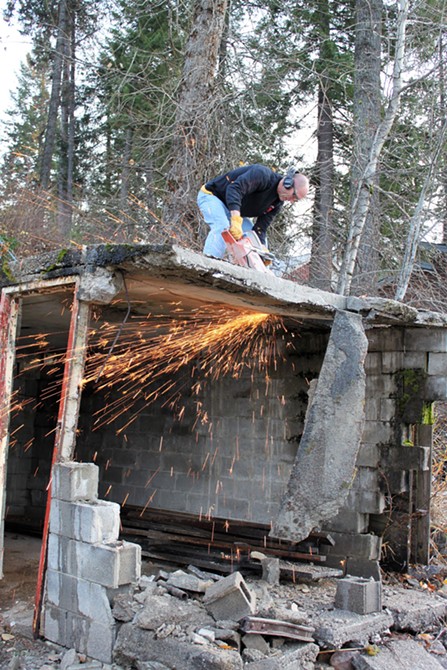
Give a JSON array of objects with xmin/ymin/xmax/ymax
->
[{"xmin": 253, "ymin": 204, "xmax": 282, "ymax": 244}]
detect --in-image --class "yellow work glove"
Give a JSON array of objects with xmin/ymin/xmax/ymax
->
[{"xmin": 229, "ymin": 215, "xmax": 244, "ymax": 240}]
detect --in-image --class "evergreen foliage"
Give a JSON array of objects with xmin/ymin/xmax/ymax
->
[{"xmin": 1, "ymin": 0, "xmax": 447, "ymax": 302}]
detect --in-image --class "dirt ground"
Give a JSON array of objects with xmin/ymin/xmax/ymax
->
[
  {"xmin": 0, "ymin": 532, "xmax": 66, "ymax": 669},
  {"xmin": 2, "ymin": 531, "xmax": 447, "ymax": 670}
]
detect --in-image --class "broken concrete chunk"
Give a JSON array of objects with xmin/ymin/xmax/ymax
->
[
  {"xmin": 188, "ymin": 564, "xmax": 222, "ymax": 582},
  {"xmin": 167, "ymin": 569, "xmax": 213, "ymax": 593},
  {"xmin": 351, "ymin": 638, "xmax": 445, "ymax": 669},
  {"xmin": 314, "ymin": 609, "xmax": 394, "ymax": 648},
  {"xmin": 203, "ymin": 572, "xmax": 256, "ymax": 621},
  {"xmin": 77, "ymin": 267, "xmax": 124, "ymax": 304},
  {"xmin": 330, "ymin": 649, "xmax": 362, "ymax": 670},
  {"xmin": 242, "ymin": 632, "xmax": 270, "ymax": 654},
  {"xmin": 197, "ymin": 627, "xmax": 216, "ymax": 643},
  {"xmin": 114, "ymin": 624, "xmax": 244, "ymax": 669},
  {"xmin": 382, "ymin": 587, "xmax": 447, "ymax": 632},
  {"xmin": 241, "ymin": 642, "xmax": 320, "ymax": 669},
  {"xmin": 260, "ymin": 557, "xmax": 280, "ymax": 585},
  {"xmin": 134, "ymin": 594, "xmax": 213, "ymax": 631},
  {"xmin": 112, "ymin": 592, "xmax": 142, "ymax": 622},
  {"xmin": 271, "ymin": 310, "xmax": 368, "ymax": 542}
]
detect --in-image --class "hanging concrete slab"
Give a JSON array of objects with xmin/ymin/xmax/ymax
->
[{"xmin": 271, "ymin": 310, "xmax": 368, "ymax": 542}]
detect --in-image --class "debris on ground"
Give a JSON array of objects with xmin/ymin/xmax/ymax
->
[{"xmin": 3, "ymin": 534, "xmax": 447, "ymax": 669}]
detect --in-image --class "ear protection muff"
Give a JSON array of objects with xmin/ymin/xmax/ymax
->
[{"xmin": 283, "ymin": 166, "xmax": 297, "ymax": 190}]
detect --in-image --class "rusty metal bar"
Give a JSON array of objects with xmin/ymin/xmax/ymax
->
[
  {"xmin": 240, "ymin": 616, "xmax": 315, "ymax": 641},
  {"xmin": 0, "ymin": 290, "xmax": 21, "ymax": 578},
  {"xmin": 33, "ymin": 282, "xmax": 91, "ymax": 636}
]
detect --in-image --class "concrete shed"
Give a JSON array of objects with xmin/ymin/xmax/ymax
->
[{"xmin": 1, "ymin": 243, "xmax": 446, "ymax": 662}]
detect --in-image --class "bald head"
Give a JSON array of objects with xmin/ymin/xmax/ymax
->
[{"xmin": 278, "ymin": 172, "xmax": 309, "ymax": 202}]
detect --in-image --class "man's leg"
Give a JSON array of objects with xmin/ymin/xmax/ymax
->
[{"xmin": 197, "ymin": 191, "xmax": 229, "ymax": 258}]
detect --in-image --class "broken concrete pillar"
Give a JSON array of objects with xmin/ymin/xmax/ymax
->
[
  {"xmin": 271, "ymin": 310, "xmax": 368, "ymax": 542},
  {"xmin": 335, "ymin": 576, "xmax": 382, "ymax": 615},
  {"xmin": 43, "ymin": 462, "xmax": 142, "ymax": 664},
  {"xmin": 203, "ymin": 572, "xmax": 256, "ymax": 621}
]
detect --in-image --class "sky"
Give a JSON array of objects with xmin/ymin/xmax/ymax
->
[{"xmin": 0, "ymin": 16, "xmax": 32, "ymax": 122}]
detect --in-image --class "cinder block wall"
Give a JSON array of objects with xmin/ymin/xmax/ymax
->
[
  {"xmin": 75, "ymin": 330, "xmax": 328, "ymax": 524},
  {"xmin": 321, "ymin": 326, "xmax": 447, "ymax": 572},
  {"xmin": 6, "ymin": 360, "xmax": 58, "ymax": 525}
]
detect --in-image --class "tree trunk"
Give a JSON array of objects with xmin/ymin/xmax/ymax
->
[
  {"xmin": 40, "ymin": 0, "xmax": 68, "ymax": 190},
  {"xmin": 57, "ymin": 6, "xmax": 75, "ymax": 239},
  {"xmin": 163, "ymin": 0, "xmax": 229, "ymax": 245},
  {"xmin": 119, "ymin": 127, "xmax": 134, "ymax": 241},
  {"xmin": 337, "ymin": 0, "xmax": 409, "ymax": 296},
  {"xmin": 395, "ymin": 120, "xmax": 447, "ymax": 301},
  {"xmin": 349, "ymin": 0, "xmax": 382, "ymax": 296},
  {"xmin": 440, "ymin": 34, "xmax": 447, "ymax": 244},
  {"xmin": 309, "ymin": 0, "xmax": 334, "ymax": 292}
]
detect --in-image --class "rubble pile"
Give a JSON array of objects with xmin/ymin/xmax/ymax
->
[{"xmin": 108, "ymin": 564, "xmax": 447, "ymax": 670}]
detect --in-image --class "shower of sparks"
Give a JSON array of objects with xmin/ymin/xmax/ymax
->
[
  {"xmin": 7, "ymin": 303, "xmax": 295, "ymax": 435},
  {"xmin": 80, "ymin": 305, "xmax": 291, "ymax": 432}
]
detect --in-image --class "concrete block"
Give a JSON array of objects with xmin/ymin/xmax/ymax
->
[
  {"xmin": 49, "ymin": 498, "xmax": 120, "ymax": 543},
  {"xmin": 356, "ymin": 444, "xmax": 379, "ymax": 468},
  {"xmin": 364, "ymin": 398, "xmax": 380, "ymax": 421},
  {"xmin": 45, "ymin": 569, "xmax": 114, "ymax": 623},
  {"xmin": 52, "ymin": 462, "xmax": 99, "ymax": 502},
  {"xmin": 402, "ymin": 351, "xmax": 428, "ymax": 370},
  {"xmin": 417, "ymin": 423, "xmax": 433, "ymax": 447},
  {"xmin": 47, "ymin": 533, "xmax": 70, "ymax": 573},
  {"xmin": 379, "ymin": 399, "xmax": 395, "ymax": 422},
  {"xmin": 203, "ymin": 572, "xmax": 256, "ymax": 621},
  {"xmin": 367, "ymin": 329, "xmax": 404, "ymax": 352},
  {"xmin": 382, "ymin": 351, "xmax": 404, "ymax": 373},
  {"xmin": 352, "ymin": 467, "xmax": 378, "ymax": 491},
  {"xmin": 327, "ymin": 509, "xmax": 369, "ymax": 534},
  {"xmin": 364, "ymin": 352, "xmax": 382, "ymax": 374},
  {"xmin": 348, "ymin": 489, "xmax": 386, "ymax": 514},
  {"xmin": 65, "ymin": 610, "xmax": 89, "ymax": 657},
  {"xmin": 335, "ymin": 576, "xmax": 382, "ymax": 614},
  {"xmin": 345, "ymin": 558, "xmax": 381, "ymax": 581},
  {"xmin": 404, "ymin": 328, "xmax": 447, "ymax": 353},
  {"xmin": 386, "ymin": 471, "xmax": 408, "ymax": 494},
  {"xmin": 73, "ymin": 540, "xmax": 141, "ymax": 588},
  {"xmin": 425, "ymin": 376, "xmax": 447, "ymax": 401},
  {"xmin": 322, "ymin": 532, "xmax": 382, "ymax": 561},
  {"xmin": 361, "ymin": 421, "xmax": 393, "ymax": 445},
  {"xmin": 379, "ymin": 445, "xmax": 430, "ymax": 471},
  {"xmin": 42, "ymin": 603, "xmax": 67, "ymax": 646},
  {"xmin": 365, "ymin": 374, "xmax": 395, "ymax": 396},
  {"xmin": 428, "ymin": 352, "xmax": 447, "ymax": 376}
]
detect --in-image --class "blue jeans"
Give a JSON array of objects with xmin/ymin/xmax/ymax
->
[{"xmin": 197, "ymin": 190, "xmax": 253, "ymax": 258}]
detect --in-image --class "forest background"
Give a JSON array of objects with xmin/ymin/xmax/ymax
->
[{"xmin": 1, "ymin": 0, "xmax": 447, "ymax": 306}]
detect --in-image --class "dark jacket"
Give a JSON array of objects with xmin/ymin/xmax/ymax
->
[{"xmin": 205, "ymin": 164, "xmax": 283, "ymax": 243}]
